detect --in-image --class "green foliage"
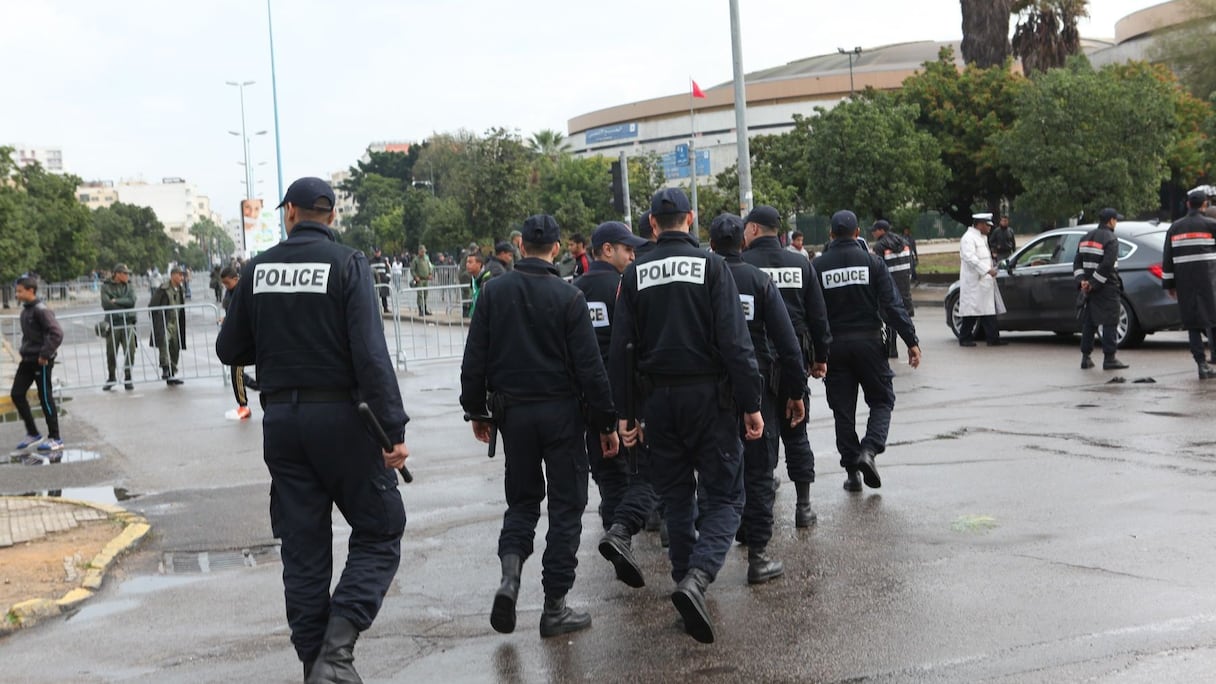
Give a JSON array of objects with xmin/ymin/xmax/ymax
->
[
  {"xmin": 899, "ymin": 46, "xmax": 1027, "ymax": 223},
  {"xmin": 0, "ymin": 155, "xmax": 95, "ymax": 282},
  {"xmin": 801, "ymin": 94, "xmax": 949, "ymax": 222},
  {"xmin": 188, "ymin": 217, "xmax": 235, "ymax": 265},
  {"xmin": 528, "ymin": 129, "xmax": 570, "ymax": 157},
  {"xmin": 998, "ymin": 56, "xmax": 1175, "ymax": 221},
  {"xmin": 537, "ymin": 155, "xmax": 614, "ymax": 234}
]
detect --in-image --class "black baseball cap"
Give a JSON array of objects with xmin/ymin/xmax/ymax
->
[
  {"xmin": 870, "ymin": 219, "xmax": 891, "ymax": 233},
  {"xmin": 521, "ymin": 214, "xmax": 560, "ymax": 243},
  {"xmin": 831, "ymin": 210, "xmax": 859, "ymax": 235},
  {"xmin": 708, "ymin": 214, "xmax": 744, "ymax": 245},
  {"xmin": 743, "ymin": 205, "xmax": 781, "ymax": 229},
  {"xmin": 494, "ymin": 241, "xmax": 513, "ymax": 255},
  {"xmin": 277, "ymin": 177, "xmax": 336, "ymax": 211},
  {"xmin": 1098, "ymin": 208, "xmax": 1124, "ymax": 223},
  {"xmin": 650, "ymin": 188, "xmax": 691, "ymax": 216},
  {"xmin": 591, "ymin": 221, "xmax": 647, "ymax": 249},
  {"xmin": 1188, "ymin": 188, "xmax": 1209, "ymax": 203}
]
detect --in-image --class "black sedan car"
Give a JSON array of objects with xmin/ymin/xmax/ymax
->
[{"xmin": 944, "ymin": 222, "xmax": 1182, "ymax": 347}]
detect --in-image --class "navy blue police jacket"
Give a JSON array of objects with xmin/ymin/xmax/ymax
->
[
  {"xmin": 740, "ymin": 235, "xmax": 832, "ymax": 364},
  {"xmin": 573, "ymin": 260, "xmax": 622, "ymax": 364},
  {"xmin": 215, "ymin": 221, "xmax": 408, "ymax": 442},
  {"xmin": 609, "ymin": 231, "xmax": 763, "ymax": 415},
  {"xmin": 720, "ymin": 251, "xmax": 806, "ymax": 401},
  {"xmin": 812, "ymin": 238, "xmax": 918, "ymax": 347},
  {"xmin": 459, "ymin": 257, "xmax": 616, "ymax": 432}
]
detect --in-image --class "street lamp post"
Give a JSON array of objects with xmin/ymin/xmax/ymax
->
[
  {"xmin": 837, "ymin": 47, "xmax": 863, "ymax": 97},
  {"xmin": 225, "ymin": 80, "xmax": 256, "ymax": 200}
]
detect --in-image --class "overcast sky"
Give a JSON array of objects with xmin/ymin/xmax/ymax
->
[{"xmin": 2, "ymin": 0, "xmax": 1163, "ymax": 220}]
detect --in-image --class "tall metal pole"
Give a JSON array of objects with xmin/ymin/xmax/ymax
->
[
  {"xmin": 689, "ymin": 94, "xmax": 697, "ymax": 231},
  {"xmin": 838, "ymin": 47, "xmax": 862, "ymax": 98},
  {"xmin": 619, "ymin": 151, "xmax": 632, "ymax": 225},
  {"xmin": 729, "ymin": 0, "xmax": 753, "ymax": 215},
  {"xmin": 268, "ymin": 0, "xmax": 286, "ymax": 239},
  {"xmin": 227, "ymin": 81, "xmax": 255, "ymax": 199}
]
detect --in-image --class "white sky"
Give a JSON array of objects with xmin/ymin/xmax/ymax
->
[{"xmin": 1, "ymin": 0, "xmax": 1164, "ymax": 219}]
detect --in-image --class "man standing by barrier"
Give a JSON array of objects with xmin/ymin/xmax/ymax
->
[
  {"xmin": 149, "ymin": 266, "xmax": 186, "ymax": 386},
  {"xmin": 101, "ymin": 263, "xmax": 137, "ymax": 391},
  {"xmin": 410, "ymin": 245, "xmax": 434, "ymax": 316},
  {"xmin": 11, "ymin": 276, "xmax": 64, "ymax": 453}
]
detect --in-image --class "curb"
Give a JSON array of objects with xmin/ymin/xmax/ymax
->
[{"xmin": 1, "ymin": 498, "xmax": 150, "ymax": 635}]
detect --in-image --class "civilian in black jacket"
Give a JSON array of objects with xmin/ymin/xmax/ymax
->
[{"xmin": 11, "ymin": 276, "xmax": 64, "ymax": 453}]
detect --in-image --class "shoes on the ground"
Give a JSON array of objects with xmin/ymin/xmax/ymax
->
[
  {"xmin": 167, "ymin": 377, "xmax": 184, "ymax": 386},
  {"xmin": 16, "ymin": 434, "xmax": 43, "ymax": 450},
  {"xmin": 37, "ymin": 438, "xmax": 64, "ymax": 452},
  {"xmin": 855, "ymin": 449, "xmax": 881, "ymax": 489},
  {"xmin": 671, "ymin": 567, "xmax": 715, "ymax": 643},
  {"xmin": 1080, "ymin": 355, "xmax": 1094, "ymax": 370},
  {"xmin": 236, "ymin": 406, "xmax": 251, "ymax": 420},
  {"xmin": 598, "ymin": 523, "xmax": 645, "ymax": 588},
  {"xmin": 843, "ymin": 470, "xmax": 863, "ymax": 492},
  {"xmin": 959, "ymin": 340, "xmax": 977, "ymax": 347},
  {"xmin": 1103, "ymin": 356, "xmax": 1128, "ymax": 370},
  {"xmin": 747, "ymin": 548, "xmax": 785, "ymax": 585},
  {"xmin": 124, "ymin": 381, "xmax": 135, "ymax": 391},
  {"xmin": 102, "ymin": 378, "xmax": 117, "ymax": 391},
  {"xmin": 1199, "ymin": 362, "xmax": 1216, "ymax": 380},
  {"xmin": 539, "ymin": 596, "xmax": 592, "ymax": 638}
]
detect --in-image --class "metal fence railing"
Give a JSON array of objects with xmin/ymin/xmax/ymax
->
[{"xmin": 377, "ymin": 282, "xmax": 472, "ymax": 370}]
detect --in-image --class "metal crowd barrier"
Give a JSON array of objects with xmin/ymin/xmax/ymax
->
[
  {"xmin": 376, "ymin": 282, "xmax": 473, "ymax": 370},
  {"xmin": 2, "ymin": 302, "xmax": 226, "ymax": 392}
]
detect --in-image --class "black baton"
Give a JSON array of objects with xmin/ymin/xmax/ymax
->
[
  {"xmin": 463, "ymin": 412, "xmax": 497, "ymax": 458},
  {"xmin": 357, "ymin": 402, "xmax": 413, "ymax": 483}
]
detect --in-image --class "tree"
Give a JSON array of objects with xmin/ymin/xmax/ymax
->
[
  {"xmin": 537, "ymin": 155, "xmax": 615, "ymax": 234},
  {"xmin": 15, "ymin": 164, "xmax": 95, "ymax": 281},
  {"xmin": 800, "ymin": 95, "xmax": 949, "ymax": 221},
  {"xmin": 961, "ymin": 0, "xmax": 1013, "ymax": 68},
  {"xmin": 528, "ymin": 129, "xmax": 570, "ymax": 158},
  {"xmin": 109, "ymin": 202, "xmax": 175, "ymax": 272},
  {"xmin": 189, "ymin": 217, "xmax": 236, "ymax": 264},
  {"xmin": 998, "ymin": 56, "xmax": 1176, "ymax": 221},
  {"xmin": 1149, "ymin": 0, "xmax": 1216, "ymax": 102},
  {"xmin": 0, "ymin": 147, "xmax": 42, "ymax": 283},
  {"xmin": 1011, "ymin": 0, "xmax": 1089, "ymax": 75},
  {"xmin": 899, "ymin": 46, "xmax": 1027, "ymax": 223}
]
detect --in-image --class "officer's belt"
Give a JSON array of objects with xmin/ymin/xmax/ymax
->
[
  {"xmin": 832, "ymin": 330, "xmax": 884, "ymax": 343},
  {"xmin": 647, "ymin": 373, "xmax": 719, "ymax": 387},
  {"xmin": 260, "ymin": 389, "xmax": 353, "ymax": 406}
]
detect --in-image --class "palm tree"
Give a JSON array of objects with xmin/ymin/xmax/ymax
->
[
  {"xmin": 960, "ymin": 0, "xmax": 1013, "ymax": 68},
  {"xmin": 1011, "ymin": 0, "xmax": 1089, "ymax": 75},
  {"xmin": 527, "ymin": 129, "xmax": 570, "ymax": 158}
]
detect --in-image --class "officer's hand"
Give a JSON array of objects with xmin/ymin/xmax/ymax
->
[
  {"xmin": 600, "ymin": 431, "xmax": 620, "ymax": 458},
  {"xmin": 471, "ymin": 420, "xmax": 494, "ymax": 443},
  {"xmin": 1168, "ymin": 288, "xmax": 1177, "ymax": 300},
  {"xmin": 384, "ymin": 442, "xmax": 409, "ymax": 469},
  {"xmin": 37, "ymin": 357, "xmax": 48, "ymax": 367},
  {"xmin": 743, "ymin": 411, "xmax": 764, "ymax": 441},
  {"xmin": 988, "ymin": 268, "xmax": 998, "ymax": 277},
  {"xmin": 907, "ymin": 345, "xmax": 922, "ymax": 369},
  {"xmin": 785, "ymin": 398, "xmax": 805, "ymax": 427},
  {"xmin": 617, "ymin": 419, "xmax": 643, "ymax": 448},
  {"xmin": 810, "ymin": 362, "xmax": 827, "ymax": 379}
]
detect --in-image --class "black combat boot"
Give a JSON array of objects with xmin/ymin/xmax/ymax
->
[
  {"xmin": 843, "ymin": 470, "xmax": 863, "ymax": 492},
  {"xmin": 1103, "ymin": 354, "xmax": 1128, "ymax": 370},
  {"xmin": 538, "ymin": 596, "xmax": 591, "ymax": 637},
  {"xmin": 305, "ymin": 616, "xmax": 361, "ymax": 684},
  {"xmin": 598, "ymin": 523, "xmax": 644, "ymax": 588},
  {"xmin": 1080, "ymin": 355, "xmax": 1094, "ymax": 369},
  {"xmin": 794, "ymin": 481, "xmax": 816, "ymax": 527},
  {"xmin": 671, "ymin": 567, "xmax": 715, "ymax": 643},
  {"xmin": 1199, "ymin": 361, "xmax": 1216, "ymax": 380},
  {"xmin": 746, "ymin": 547, "xmax": 784, "ymax": 585},
  {"xmin": 103, "ymin": 375, "xmax": 117, "ymax": 391},
  {"xmin": 490, "ymin": 554, "xmax": 522, "ymax": 634},
  {"xmin": 855, "ymin": 449, "xmax": 881, "ymax": 489}
]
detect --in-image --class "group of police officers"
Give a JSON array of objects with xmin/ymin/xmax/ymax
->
[{"xmin": 217, "ymin": 176, "xmax": 920, "ymax": 681}]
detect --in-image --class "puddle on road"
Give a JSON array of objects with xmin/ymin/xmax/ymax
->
[
  {"xmin": 7, "ymin": 448, "xmax": 102, "ymax": 466},
  {"xmin": 14, "ymin": 486, "xmax": 140, "ymax": 505}
]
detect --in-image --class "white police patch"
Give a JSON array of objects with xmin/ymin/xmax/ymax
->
[
  {"xmin": 587, "ymin": 301, "xmax": 610, "ymax": 328},
  {"xmin": 821, "ymin": 266, "xmax": 870, "ymax": 289},
  {"xmin": 253, "ymin": 263, "xmax": 331, "ymax": 294},
  {"xmin": 760, "ymin": 267, "xmax": 803, "ymax": 289},
  {"xmin": 739, "ymin": 293, "xmax": 755, "ymax": 321},
  {"xmin": 636, "ymin": 256, "xmax": 706, "ymax": 290}
]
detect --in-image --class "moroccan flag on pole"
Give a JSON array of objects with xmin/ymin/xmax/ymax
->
[{"xmin": 691, "ymin": 79, "xmax": 707, "ymax": 99}]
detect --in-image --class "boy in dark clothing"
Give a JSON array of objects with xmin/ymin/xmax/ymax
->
[
  {"xmin": 219, "ymin": 266, "xmax": 258, "ymax": 419},
  {"xmin": 10, "ymin": 277, "xmax": 65, "ymax": 452}
]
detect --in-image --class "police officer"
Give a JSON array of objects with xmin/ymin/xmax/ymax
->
[
  {"xmin": 870, "ymin": 220, "xmax": 915, "ymax": 358},
  {"xmin": 369, "ymin": 247, "xmax": 392, "ymax": 314},
  {"xmin": 216, "ymin": 177, "xmax": 409, "ymax": 683},
  {"xmin": 740, "ymin": 205, "xmax": 831, "ymax": 528},
  {"xmin": 635, "ymin": 210, "xmax": 655, "ymax": 257},
  {"xmin": 1163, "ymin": 189, "xmax": 1216, "ymax": 379},
  {"xmin": 460, "ymin": 214, "xmax": 619, "ymax": 638},
  {"xmin": 813, "ymin": 211, "xmax": 920, "ymax": 492},
  {"xmin": 609, "ymin": 189, "xmax": 763, "ymax": 644},
  {"xmin": 1074, "ymin": 208, "xmax": 1129, "ymax": 371},
  {"xmin": 573, "ymin": 221, "xmax": 656, "ymax": 589},
  {"xmin": 709, "ymin": 214, "xmax": 806, "ymax": 585}
]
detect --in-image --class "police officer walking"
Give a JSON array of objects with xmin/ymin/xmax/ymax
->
[
  {"xmin": 813, "ymin": 211, "xmax": 920, "ymax": 492},
  {"xmin": 869, "ymin": 220, "xmax": 915, "ymax": 358},
  {"xmin": 1163, "ymin": 189, "xmax": 1216, "ymax": 379},
  {"xmin": 460, "ymin": 214, "xmax": 619, "ymax": 638},
  {"xmin": 573, "ymin": 221, "xmax": 655, "ymax": 589},
  {"xmin": 709, "ymin": 214, "xmax": 806, "ymax": 585},
  {"xmin": 609, "ymin": 189, "xmax": 764, "ymax": 644},
  {"xmin": 1074, "ymin": 208, "xmax": 1129, "ymax": 371},
  {"xmin": 740, "ymin": 205, "xmax": 831, "ymax": 528},
  {"xmin": 217, "ymin": 177, "xmax": 410, "ymax": 683}
]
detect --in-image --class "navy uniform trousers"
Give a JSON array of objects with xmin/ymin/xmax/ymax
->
[
  {"xmin": 740, "ymin": 378, "xmax": 780, "ymax": 550},
  {"xmin": 587, "ymin": 430, "xmax": 657, "ymax": 534},
  {"xmin": 263, "ymin": 400, "xmax": 405, "ymax": 663},
  {"xmin": 498, "ymin": 398, "xmax": 588, "ymax": 599},
  {"xmin": 779, "ymin": 384, "xmax": 816, "ymax": 483},
  {"xmin": 645, "ymin": 382, "xmax": 744, "ymax": 583},
  {"xmin": 822, "ymin": 339, "xmax": 897, "ymax": 468}
]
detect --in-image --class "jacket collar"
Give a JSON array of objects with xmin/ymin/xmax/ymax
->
[
  {"xmin": 515, "ymin": 257, "xmax": 559, "ymax": 276},
  {"xmin": 286, "ymin": 221, "xmax": 336, "ymax": 243},
  {"xmin": 656, "ymin": 231, "xmax": 700, "ymax": 248},
  {"xmin": 747, "ymin": 235, "xmax": 782, "ymax": 250},
  {"xmin": 587, "ymin": 260, "xmax": 619, "ymax": 274}
]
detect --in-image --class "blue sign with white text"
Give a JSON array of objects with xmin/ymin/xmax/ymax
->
[
  {"xmin": 660, "ymin": 150, "xmax": 710, "ymax": 179},
  {"xmin": 585, "ymin": 123, "xmax": 639, "ymax": 145}
]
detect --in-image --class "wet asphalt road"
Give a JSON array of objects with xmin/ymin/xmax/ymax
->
[{"xmin": 3, "ymin": 305, "xmax": 1216, "ymax": 683}]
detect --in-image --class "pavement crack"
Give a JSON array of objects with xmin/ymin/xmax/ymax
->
[{"xmin": 1008, "ymin": 553, "xmax": 1171, "ymax": 583}]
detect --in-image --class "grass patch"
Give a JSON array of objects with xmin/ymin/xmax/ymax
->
[{"xmin": 916, "ymin": 252, "xmax": 962, "ymax": 275}]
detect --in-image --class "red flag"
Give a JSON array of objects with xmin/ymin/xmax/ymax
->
[{"xmin": 691, "ymin": 80, "xmax": 707, "ymax": 99}]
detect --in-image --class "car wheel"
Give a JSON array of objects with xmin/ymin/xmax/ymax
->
[
  {"xmin": 945, "ymin": 292, "xmax": 962, "ymax": 339},
  {"xmin": 1116, "ymin": 297, "xmax": 1145, "ymax": 348}
]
